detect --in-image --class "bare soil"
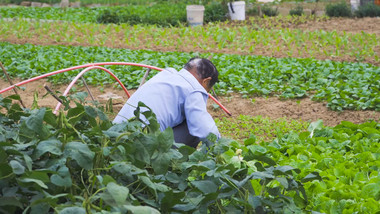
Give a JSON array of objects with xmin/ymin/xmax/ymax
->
[{"xmin": 1, "ymin": 78, "xmax": 379, "ymax": 127}]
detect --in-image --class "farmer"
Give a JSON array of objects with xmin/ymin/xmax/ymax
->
[{"xmin": 113, "ymin": 57, "xmax": 221, "ymax": 148}]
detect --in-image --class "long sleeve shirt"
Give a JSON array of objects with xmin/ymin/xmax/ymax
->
[{"xmin": 113, "ymin": 68, "xmax": 220, "ymax": 140}]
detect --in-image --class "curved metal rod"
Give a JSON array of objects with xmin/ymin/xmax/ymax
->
[
  {"xmin": 0, "ymin": 62, "xmax": 162, "ymax": 95},
  {"xmin": 0, "ymin": 62, "xmax": 231, "ymax": 116},
  {"xmin": 53, "ymin": 66, "xmax": 126, "ymax": 114}
]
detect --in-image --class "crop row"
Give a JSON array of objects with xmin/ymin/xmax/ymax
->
[
  {"xmin": 1, "ymin": 18, "xmax": 378, "ymax": 64},
  {"xmin": 0, "ymin": 97, "xmax": 316, "ymax": 213},
  {"xmin": 1, "ymin": 0, "xmax": 160, "ymax": 5},
  {"xmin": 0, "ymin": 4, "xmax": 224, "ymax": 27},
  {"xmin": 1, "ymin": 96, "xmax": 379, "ymax": 213},
  {"xmin": 257, "ymin": 119, "xmax": 380, "ymax": 213},
  {"xmin": 1, "ymin": 42, "xmax": 379, "ymax": 111}
]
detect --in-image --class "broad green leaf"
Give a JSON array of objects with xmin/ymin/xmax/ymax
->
[
  {"xmin": 106, "ymin": 182, "xmax": 129, "ymax": 206},
  {"xmin": 9, "ymin": 160, "xmax": 25, "ymax": 175},
  {"xmin": 152, "ymin": 153, "xmax": 171, "ymax": 175},
  {"xmin": 101, "ymin": 175, "xmax": 116, "ymax": 186},
  {"xmin": 301, "ymin": 172, "xmax": 322, "ymax": 183},
  {"xmin": 274, "ymin": 166, "xmax": 301, "ymax": 175},
  {"xmin": 191, "ymin": 180, "xmax": 218, "ymax": 194},
  {"xmin": 244, "ymin": 134, "xmax": 256, "ymax": 146},
  {"xmin": 67, "ymin": 105, "xmax": 85, "ymax": 125},
  {"xmin": 43, "ymin": 109, "xmax": 57, "ymax": 127},
  {"xmin": 34, "ymin": 139, "xmax": 62, "ymax": 158},
  {"xmin": 25, "ymin": 108, "xmax": 46, "ymax": 133},
  {"xmin": 276, "ymin": 177, "xmax": 289, "ymax": 189},
  {"xmin": 0, "ymin": 163, "xmax": 13, "ymax": 178},
  {"xmin": 30, "ymin": 202, "xmax": 50, "ymax": 214},
  {"xmin": 140, "ymin": 176, "xmax": 170, "ymax": 192},
  {"xmin": 161, "ymin": 190, "xmax": 186, "ymax": 212},
  {"xmin": 0, "ymin": 197, "xmax": 23, "ymax": 208},
  {"xmin": 59, "ymin": 207, "xmax": 86, "ymax": 214},
  {"xmin": 18, "ymin": 178, "xmax": 48, "ymax": 189},
  {"xmin": 23, "ymin": 154, "xmax": 33, "ymax": 171},
  {"xmin": 252, "ymin": 171, "xmax": 275, "ymax": 180},
  {"xmin": 64, "ymin": 141, "xmax": 94, "ymax": 170},
  {"xmin": 157, "ymin": 127, "xmax": 174, "ymax": 151},
  {"xmin": 362, "ymin": 183, "xmax": 380, "ymax": 199},
  {"xmin": 0, "ymin": 148, "xmax": 7, "ymax": 163},
  {"xmin": 84, "ymin": 106, "xmax": 98, "ymax": 118},
  {"xmin": 51, "ymin": 166, "xmax": 72, "ymax": 187},
  {"xmin": 124, "ymin": 205, "xmax": 160, "ymax": 214}
]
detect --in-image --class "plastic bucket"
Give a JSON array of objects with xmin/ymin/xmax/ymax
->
[
  {"xmin": 228, "ymin": 1, "xmax": 246, "ymax": 21},
  {"xmin": 350, "ymin": 0, "xmax": 360, "ymax": 11},
  {"xmin": 186, "ymin": 5, "xmax": 205, "ymax": 26}
]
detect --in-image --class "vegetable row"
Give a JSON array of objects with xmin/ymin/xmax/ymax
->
[
  {"xmin": 1, "ymin": 96, "xmax": 379, "ymax": 213},
  {"xmin": 1, "ymin": 18, "xmax": 378, "ymax": 64},
  {"xmin": 1, "ymin": 42, "xmax": 379, "ymax": 111}
]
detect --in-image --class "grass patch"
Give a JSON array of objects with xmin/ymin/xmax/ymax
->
[{"xmin": 216, "ymin": 114, "xmax": 309, "ymax": 143}]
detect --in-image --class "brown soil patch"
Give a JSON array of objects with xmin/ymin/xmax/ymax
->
[
  {"xmin": 230, "ymin": 17, "xmax": 380, "ymax": 35},
  {"xmin": 293, "ymin": 17, "xmax": 380, "ymax": 35},
  {"xmin": 1, "ymin": 78, "xmax": 379, "ymax": 127}
]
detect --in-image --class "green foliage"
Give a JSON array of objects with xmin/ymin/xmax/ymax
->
[
  {"xmin": 204, "ymin": 1, "xmax": 228, "ymax": 23},
  {"xmin": 96, "ymin": 4, "xmax": 187, "ymax": 27},
  {"xmin": 0, "ymin": 6, "xmax": 102, "ymax": 22},
  {"xmin": 1, "ymin": 42, "xmax": 379, "ymax": 112},
  {"xmin": 260, "ymin": 120, "xmax": 380, "ymax": 213},
  {"xmin": 1, "ymin": 8, "xmax": 378, "ymax": 64},
  {"xmin": 247, "ymin": 5, "xmax": 260, "ymax": 16},
  {"xmin": 0, "ymin": 95, "xmax": 313, "ymax": 213},
  {"xmin": 325, "ymin": 1, "xmax": 352, "ymax": 17},
  {"xmin": 289, "ymin": 5, "xmax": 304, "ymax": 16},
  {"xmin": 262, "ymin": 5, "xmax": 279, "ymax": 17},
  {"xmin": 0, "ymin": 5, "xmax": 186, "ymax": 26},
  {"xmin": 0, "ymin": 3, "xmax": 228, "ymax": 27},
  {"xmin": 355, "ymin": 3, "xmax": 380, "ymax": 18},
  {"xmin": 96, "ymin": 9, "xmax": 120, "ymax": 24},
  {"xmin": 215, "ymin": 114, "xmax": 309, "ymax": 142}
]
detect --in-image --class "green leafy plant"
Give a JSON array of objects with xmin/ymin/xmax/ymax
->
[
  {"xmin": 261, "ymin": 120, "xmax": 380, "ymax": 213},
  {"xmin": 0, "ymin": 94, "xmax": 316, "ymax": 213},
  {"xmin": 325, "ymin": 1, "xmax": 352, "ymax": 17},
  {"xmin": 1, "ymin": 42, "xmax": 379, "ymax": 111},
  {"xmin": 355, "ymin": 3, "xmax": 380, "ymax": 17},
  {"xmin": 96, "ymin": 9, "xmax": 120, "ymax": 24},
  {"xmin": 215, "ymin": 115, "xmax": 309, "ymax": 142},
  {"xmin": 204, "ymin": 1, "xmax": 228, "ymax": 23},
  {"xmin": 1, "ymin": 9, "xmax": 378, "ymax": 65},
  {"xmin": 289, "ymin": 5, "xmax": 304, "ymax": 16},
  {"xmin": 262, "ymin": 5, "xmax": 279, "ymax": 17}
]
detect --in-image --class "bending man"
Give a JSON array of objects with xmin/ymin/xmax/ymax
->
[{"xmin": 113, "ymin": 57, "xmax": 221, "ymax": 148}]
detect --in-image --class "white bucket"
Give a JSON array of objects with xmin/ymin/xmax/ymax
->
[
  {"xmin": 186, "ymin": 5, "xmax": 205, "ymax": 26},
  {"xmin": 350, "ymin": 0, "xmax": 360, "ymax": 11},
  {"xmin": 228, "ymin": 1, "xmax": 246, "ymax": 21}
]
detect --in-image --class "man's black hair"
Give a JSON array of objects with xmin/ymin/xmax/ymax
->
[{"xmin": 184, "ymin": 57, "xmax": 219, "ymax": 88}]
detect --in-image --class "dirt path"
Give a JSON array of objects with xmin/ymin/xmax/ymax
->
[{"xmin": 1, "ymin": 78, "xmax": 379, "ymax": 127}]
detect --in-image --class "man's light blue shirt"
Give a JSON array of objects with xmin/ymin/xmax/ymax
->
[{"xmin": 113, "ymin": 68, "xmax": 221, "ymax": 139}]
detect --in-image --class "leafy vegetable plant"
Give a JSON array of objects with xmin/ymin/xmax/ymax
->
[
  {"xmin": 1, "ymin": 42, "xmax": 379, "ymax": 111},
  {"xmin": 0, "ymin": 94, "xmax": 317, "ymax": 213}
]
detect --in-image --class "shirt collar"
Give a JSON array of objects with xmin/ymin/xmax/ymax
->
[{"xmin": 178, "ymin": 68, "xmax": 208, "ymax": 94}]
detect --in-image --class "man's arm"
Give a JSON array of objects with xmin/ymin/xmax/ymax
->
[{"xmin": 184, "ymin": 91, "xmax": 221, "ymax": 139}]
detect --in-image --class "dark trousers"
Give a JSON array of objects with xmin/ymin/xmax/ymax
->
[{"xmin": 173, "ymin": 120, "xmax": 200, "ymax": 148}]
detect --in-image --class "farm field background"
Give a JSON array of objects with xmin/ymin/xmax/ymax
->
[{"xmin": 0, "ymin": 1, "xmax": 380, "ymax": 213}]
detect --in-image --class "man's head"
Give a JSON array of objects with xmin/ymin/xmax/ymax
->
[{"xmin": 184, "ymin": 57, "xmax": 219, "ymax": 92}]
